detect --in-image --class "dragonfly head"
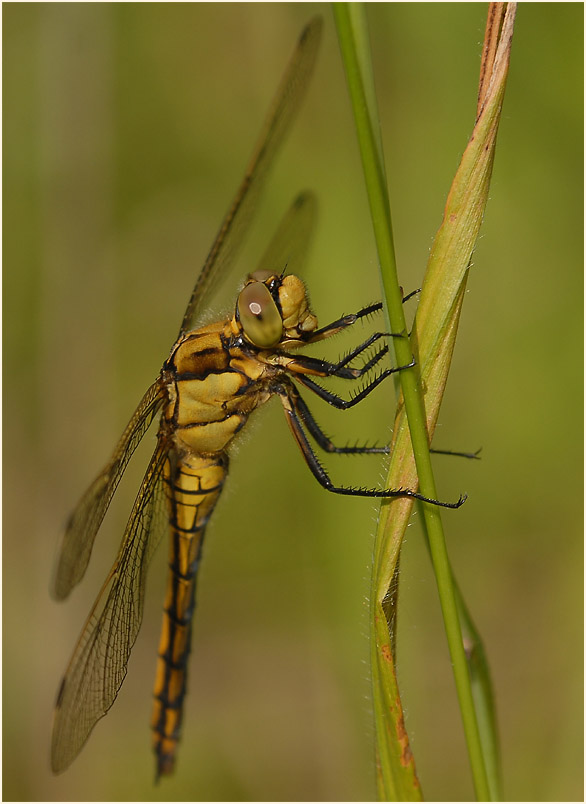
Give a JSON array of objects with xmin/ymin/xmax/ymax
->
[{"xmin": 235, "ymin": 271, "xmax": 317, "ymax": 349}]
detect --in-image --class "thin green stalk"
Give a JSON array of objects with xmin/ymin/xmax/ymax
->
[
  {"xmin": 335, "ymin": 3, "xmax": 515, "ymax": 800},
  {"xmin": 417, "ymin": 495, "xmax": 502, "ymax": 799}
]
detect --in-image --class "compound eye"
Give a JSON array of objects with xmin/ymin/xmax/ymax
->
[{"xmin": 237, "ymin": 281, "xmax": 283, "ymax": 348}]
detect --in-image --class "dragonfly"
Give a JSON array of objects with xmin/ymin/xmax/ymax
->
[{"xmin": 51, "ymin": 16, "xmax": 465, "ymax": 780}]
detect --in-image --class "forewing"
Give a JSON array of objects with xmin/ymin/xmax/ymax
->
[
  {"xmin": 179, "ymin": 16, "xmax": 322, "ymax": 337},
  {"xmin": 256, "ymin": 191, "xmax": 317, "ymax": 278},
  {"xmin": 51, "ymin": 443, "xmax": 169, "ymax": 774},
  {"xmin": 52, "ymin": 379, "xmax": 165, "ymax": 601}
]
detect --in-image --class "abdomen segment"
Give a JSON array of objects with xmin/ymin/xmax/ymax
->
[{"xmin": 151, "ymin": 451, "xmax": 227, "ymax": 777}]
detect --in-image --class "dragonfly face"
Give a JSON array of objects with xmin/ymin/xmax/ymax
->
[
  {"xmin": 237, "ymin": 272, "xmax": 318, "ymax": 347},
  {"xmin": 51, "ymin": 15, "xmax": 465, "ymax": 783}
]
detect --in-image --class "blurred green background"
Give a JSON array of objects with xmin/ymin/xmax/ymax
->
[{"xmin": 3, "ymin": 4, "xmax": 582, "ymax": 801}]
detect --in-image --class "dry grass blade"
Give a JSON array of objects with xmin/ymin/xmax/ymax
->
[{"xmin": 371, "ymin": 4, "xmax": 517, "ymax": 800}]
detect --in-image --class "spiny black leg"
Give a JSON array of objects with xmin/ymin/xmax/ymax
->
[
  {"xmin": 277, "ymin": 385, "xmax": 466, "ymax": 508},
  {"xmin": 313, "ymin": 302, "xmax": 384, "ymax": 336},
  {"xmin": 285, "ymin": 349, "xmax": 388, "ymax": 379},
  {"xmin": 304, "ymin": 303, "xmax": 385, "ymax": 343},
  {"xmin": 305, "ymin": 291, "xmax": 420, "ymax": 345},
  {"xmin": 401, "ymin": 288, "xmax": 421, "ymax": 304},
  {"xmin": 282, "ymin": 382, "xmax": 479, "ymax": 462},
  {"xmin": 280, "ymin": 371, "xmax": 479, "ymax": 460},
  {"xmin": 291, "ymin": 384, "xmax": 389, "ymax": 455},
  {"xmin": 350, "ymin": 343, "xmax": 389, "ymax": 376},
  {"xmin": 297, "ymin": 360, "xmax": 415, "ymax": 410},
  {"xmin": 431, "ymin": 447, "xmax": 482, "ymax": 460},
  {"xmin": 334, "ymin": 333, "xmax": 391, "ymax": 371},
  {"xmin": 281, "ymin": 337, "xmax": 390, "ymax": 380}
]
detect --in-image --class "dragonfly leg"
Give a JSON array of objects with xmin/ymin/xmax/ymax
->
[
  {"xmin": 303, "ymin": 288, "xmax": 420, "ymax": 346},
  {"xmin": 276, "ymin": 383, "xmax": 466, "ymax": 508},
  {"xmin": 290, "ymin": 384, "xmax": 389, "ymax": 454},
  {"xmin": 281, "ymin": 356, "xmax": 479, "ymax": 460},
  {"xmin": 284, "ymin": 381, "xmax": 479, "ymax": 460},
  {"xmin": 280, "ymin": 336, "xmax": 391, "ymax": 380},
  {"xmin": 333, "ymin": 333, "xmax": 391, "ymax": 372},
  {"xmin": 296, "ymin": 388, "xmax": 479, "ymax": 460},
  {"xmin": 430, "ymin": 447, "xmax": 482, "ymax": 460},
  {"xmin": 294, "ymin": 359, "xmax": 415, "ymax": 410},
  {"xmin": 401, "ymin": 287, "xmax": 421, "ymax": 304},
  {"xmin": 344, "ymin": 342, "xmax": 389, "ymax": 376},
  {"xmin": 304, "ymin": 303, "xmax": 406, "ymax": 344}
]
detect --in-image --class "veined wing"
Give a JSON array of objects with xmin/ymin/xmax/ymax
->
[
  {"xmin": 52, "ymin": 379, "xmax": 165, "ymax": 601},
  {"xmin": 256, "ymin": 191, "xmax": 317, "ymax": 278},
  {"xmin": 178, "ymin": 16, "xmax": 322, "ymax": 338},
  {"xmin": 51, "ymin": 441, "xmax": 169, "ymax": 774}
]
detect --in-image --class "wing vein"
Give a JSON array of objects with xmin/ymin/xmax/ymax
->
[{"xmin": 51, "ymin": 442, "xmax": 169, "ymax": 774}]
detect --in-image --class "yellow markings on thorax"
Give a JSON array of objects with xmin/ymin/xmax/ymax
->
[
  {"xmin": 174, "ymin": 414, "xmax": 245, "ymax": 454},
  {"xmin": 166, "ymin": 324, "xmax": 274, "ymax": 455},
  {"xmin": 175, "ymin": 372, "xmax": 246, "ymax": 426}
]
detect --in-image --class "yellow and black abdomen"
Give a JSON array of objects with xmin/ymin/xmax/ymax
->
[{"xmin": 151, "ymin": 451, "xmax": 227, "ymax": 777}]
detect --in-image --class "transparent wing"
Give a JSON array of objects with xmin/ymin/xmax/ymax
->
[
  {"xmin": 178, "ymin": 16, "xmax": 322, "ymax": 337},
  {"xmin": 51, "ymin": 442, "xmax": 169, "ymax": 774},
  {"xmin": 256, "ymin": 191, "xmax": 317, "ymax": 278},
  {"xmin": 52, "ymin": 379, "xmax": 165, "ymax": 601}
]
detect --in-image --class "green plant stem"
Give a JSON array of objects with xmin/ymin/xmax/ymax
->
[{"xmin": 334, "ymin": 4, "xmax": 491, "ymax": 800}]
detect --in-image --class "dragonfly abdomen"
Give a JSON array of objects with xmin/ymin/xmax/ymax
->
[{"xmin": 152, "ymin": 452, "xmax": 228, "ymax": 778}]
